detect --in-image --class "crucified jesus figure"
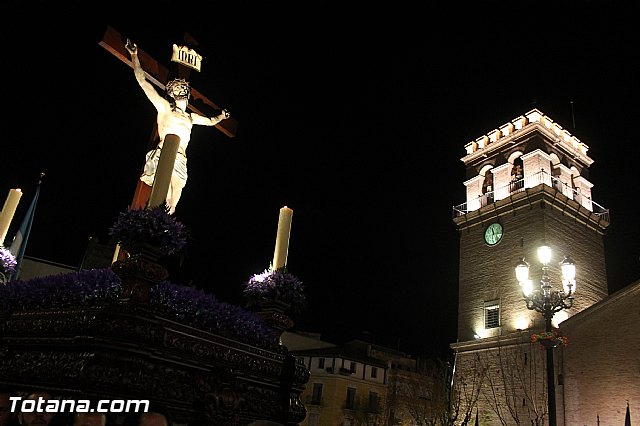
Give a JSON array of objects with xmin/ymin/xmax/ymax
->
[{"xmin": 126, "ymin": 39, "xmax": 231, "ymax": 214}]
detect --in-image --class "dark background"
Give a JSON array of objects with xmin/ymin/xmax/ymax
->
[{"xmin": 1, "ymin": 2, "xmax": 638, "ymax": 358}]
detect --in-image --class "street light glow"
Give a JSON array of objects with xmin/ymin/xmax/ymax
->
[{"xmin": 537, "ymin": 245, "xmax": 552, "ymax": 265}]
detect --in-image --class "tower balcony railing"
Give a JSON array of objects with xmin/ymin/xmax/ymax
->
[{"xmin": 452, "ymin": 170, "xmax": 610, "ymax": 222}]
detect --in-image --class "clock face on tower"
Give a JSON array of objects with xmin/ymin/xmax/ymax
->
[{"xmin": 484, "ymin": 222, "xmax": 503, "ymax": 245}]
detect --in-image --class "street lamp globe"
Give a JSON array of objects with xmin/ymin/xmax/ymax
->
[
  {"xmin": 515, "ymin": 258, "xmax": 533, "ymax": 296},
  {"xmin": 537, "ymin": 245, "xmax": 552, "ymax": 265},
  {"xmin": 561, "ymin": 255, "xmax": 577, "ymax": 294},
  {"xmin": 515, "ymin": 258, "xmax": 529, "ymax": 283}
]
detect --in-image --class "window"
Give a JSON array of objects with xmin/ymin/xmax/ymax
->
[
  {"xmin": 346, "ymin": 387, "xmax": 356, "ymax": 409},
  {"xmin": 308, "ymin": 413, "xmax": 320, "ymax": 426},
  {"xmin": 482, "ymin": 170, "xmax": 494, "ymax": 206},
  {"xmin": 510, "ymin": 159, "xmax": 524, "ymax": 191},
  {"xmin": 483, "ymin": 170, "xmax": 494, "ymax": 193},
  {"xmin": 311, "ymin": 383, "xmax": 323, "ymax": 405},
  {"xmin": 368, "ymin": 391, "xmax": 379, "ymax": 412},
  {"xmin": 317, "ymin": 358, "xmax": 325, "ymax": 369},
  {"xmin": 350, "ymin": 361, "xmax": 356, "ymax": 372},
  {"xmin": 484, "ymin": 301, "xmax": 500, "ymax": 329},
  {"xmin": 370, "ymin": 366, "xmax": 378, "ymax": 379}
]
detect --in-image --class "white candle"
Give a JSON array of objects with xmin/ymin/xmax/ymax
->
[
  {"xmin": 148, "ymin": 134, "xmax": 180, "ymax": 211},
  {"xmin": 272, "ymin": 206, "xmax": 293, "ymax": 271},
  {"xmin": 0, "ymin": 188, "xmax": 23, "ymax": 246}
]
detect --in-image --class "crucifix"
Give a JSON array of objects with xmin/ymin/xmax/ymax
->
[{"xmin": 99, "ymin": 26, "xmax": 237, "ymax": 214}]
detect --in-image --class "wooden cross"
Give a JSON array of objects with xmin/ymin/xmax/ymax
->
[{"xmin": 98, "ymin": 25, "xmax": 238, "ymax": 210}]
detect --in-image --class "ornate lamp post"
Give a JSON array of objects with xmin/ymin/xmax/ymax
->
[{"xmin": 515, "ymin": 245, "xmax": 576, "ymax": 426}]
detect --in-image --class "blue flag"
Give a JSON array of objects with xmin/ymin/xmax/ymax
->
[{"xmin": 9, "ymin": 176, "xmax": 42, "ymax": 281}]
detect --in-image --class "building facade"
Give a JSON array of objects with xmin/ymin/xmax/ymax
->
[
  {"xmin": 558, "ymin": 280, "xmax": 640, "ymax": 425},
  {"xmin": 287, "ymin": 337, "xmax": 438, "ymax": 426}
]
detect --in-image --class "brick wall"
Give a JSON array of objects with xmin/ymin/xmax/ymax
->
[{"xmin": 560, "ymin": 282, "xmax": 640, "ymax": 425}]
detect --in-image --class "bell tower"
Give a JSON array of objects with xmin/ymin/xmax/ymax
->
[
  {"xmin": 449, "ymin": 109, "xmax": 611, "ymax": 424},
  {"xmin": 451, "ymin": 108, "xmax": 609, "ymax": 343}
]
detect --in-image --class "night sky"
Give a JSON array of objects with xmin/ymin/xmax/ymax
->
[{"xmin": 2, "ymin": 3, "xmax": 639, "ymax": 358}]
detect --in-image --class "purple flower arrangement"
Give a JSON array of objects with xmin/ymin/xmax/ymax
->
[
  {"xmin": 243, "ymin": 268, "xmax": 307, "ymax": 315},
  {"xmin": 151, "ymin": 281, "xmax": 277, "ymax": 348},
  {"xmin": 0, "ymin": 268, "xmax": 278, "ymax": 349},
  {"xmin": 0, "ymin": 246, "xmax": 17, "ymax": 275},
  {"xmin": 108, "ymin": 206, "xmax": 188, "ymax": 256},
  {"xmin": 0, "ymin": 268, "xmax": 121, "ymax": 312}
]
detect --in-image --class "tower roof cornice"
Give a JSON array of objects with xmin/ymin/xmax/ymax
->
[{"xmin": 461, "ymin": 109, "xmax": 593, "ymax": 167}]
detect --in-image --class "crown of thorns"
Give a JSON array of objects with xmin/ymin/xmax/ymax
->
[{"xmin": 166, "ymin": 78, "xmax": 191, "ymax": 100}]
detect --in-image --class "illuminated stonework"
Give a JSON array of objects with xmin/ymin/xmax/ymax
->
[
  {"xmin": 452, "ymin": 108, "xmax": 609, "ymax": 219},
  {"xmin": 463, "ymin": 109, "xmax": 590, "ymax": 163}
]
